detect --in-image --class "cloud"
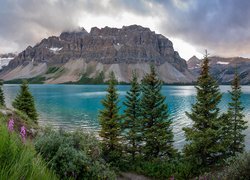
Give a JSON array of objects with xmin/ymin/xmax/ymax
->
[
  {"xmin": 0, "ymin": 0, "xmax": 250, "ymax": 58},
  {"xmin": 154, "ymin": 0, "xmax": 250, "ymax": 57}
]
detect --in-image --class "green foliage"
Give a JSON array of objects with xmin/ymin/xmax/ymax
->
[
  {"xmin": 223, "ymin": 71, "xmax": 248, "ymax": 156},
  {"xmin": 73, "ymin": 71, "xmax": 105, "ymax": 84},
  {"xmin": 0, "ymin": 81, "xmax": 5, "ymax": 106},
  {"xmin": 183, "ymin": 54, "xmax": 224, "ymax": 166},
  {"xmin": 224, "ymin": 152, "xmax": 250, "ymax": 179},
  {"xmin": 46, "ymin": 66, "xmax": 60, "ymax": 74},
  {"xmin": 35, "ymin": 128, "xmax": 116, "ymax": 180},
  {"xmin": 99, "ymin": 72, "xmax": 122, "ymax": 163},
  {"xmin": 5, "ymin": 76, "xmax": 46, "ymax": 84},
  {"xmin": 201, "ymin": 152, "xmax": 250, "ymax": 179},
  {"xmin": 12, "ymin": 80, "xmax": 38, "ymax": 122},
  {"xmin": 122, "ymin": 71, "xmax": 142, "ymax": 160},
  {"xmin": 140, "ymin": 65, "xmax": 176, "ymax": 159},
  {"xmin": 119, "ymin": 156, "xmax": 198, "ymax": 180},
  {"xmin": 0, "ymin": 118, "xmax": 57, "ymax": 179}
]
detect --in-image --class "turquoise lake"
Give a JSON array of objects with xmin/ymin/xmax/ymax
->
[{"xmin": 3, "ymin": 84, "xmax": 250, "ymax": 150}]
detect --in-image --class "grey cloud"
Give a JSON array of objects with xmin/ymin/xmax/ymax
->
[
  {"xmin": 1, "ymin": 0, "xmax": 250, "ymax": 57},
  {"xmin": 154, "ymin": 0, "xmax": 250, "ymax": 56},
  {"xmin": 0, "ymin": 0, "xmax": 109, "ymax": 53}
]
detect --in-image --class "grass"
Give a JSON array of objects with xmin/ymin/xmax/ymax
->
[
  {"xmin": 0, "ymin": 115, "xmax": 57, "ymax": 179},
  {"xmin": 0, "ymin": 108, "xmax": 38, "ymax": 134}
]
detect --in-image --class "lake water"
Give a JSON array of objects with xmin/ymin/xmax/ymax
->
[{"xmin": 3, "ymin": 84, "xmax": 250, "ymax": 150}]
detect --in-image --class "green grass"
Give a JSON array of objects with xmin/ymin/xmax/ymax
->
[{"xmin": 0, "ymin": 115, "xmax": 57, "ymax": 179}]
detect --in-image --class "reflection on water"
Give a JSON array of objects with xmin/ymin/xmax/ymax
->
[{"xmin": 3, "ymin": 84, "xmax": 250, "ymax": 150}]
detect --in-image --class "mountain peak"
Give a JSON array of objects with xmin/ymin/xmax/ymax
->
[{"xmin": 0, "ymin": 25, "xmax": 195, "ymax": 84}]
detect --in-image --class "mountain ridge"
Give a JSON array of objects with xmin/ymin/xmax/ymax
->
[
  {"xmin": 187, "ymin": 56, "xmax": 250, "ymax": 84},
  {"xmin": 0, "ymin": 25, "xmax": 195, "ymax": 84}
]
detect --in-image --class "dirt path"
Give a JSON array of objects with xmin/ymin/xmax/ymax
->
[{"xmin": 117, "ymin": 172, "xmax": 152, "ymax": 180}]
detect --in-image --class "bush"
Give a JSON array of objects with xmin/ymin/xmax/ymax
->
[
  {"xmin": 0, "ymin": 118, "xmax": 57, "ymax": 179},
  {"xmin": 223, "ymin": 152, "xmax": 250, "ymax": 179},
  {"xmin": 35, "ymin": 128, "xmax": 116, "ymax": 179},
  {"xmin": 118, "ymin": 156, "xmax": 198, "ymax": 180},
  {"xmin": 198, "ymin": 152, "xmax": 250, "ymax": 179}
]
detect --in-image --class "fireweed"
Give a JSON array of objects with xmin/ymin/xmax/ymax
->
[
  {"xmin": 20, "ymin": 126, "xmax": 26, "ymax": 143},
  {"xmin": 8, "ymin": 118, "xmax": 14, "ymax": 132}
]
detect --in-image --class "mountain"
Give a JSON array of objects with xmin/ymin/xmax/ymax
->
[
  {"xmin": 187, "ymin": 56, "xmax": 201, "ymax": 69},
  {"xmin": 0, "ymin": 25, "xmax": 195, "ymax": 84},
  {"xmin": 0, "ymin": 53, "xmax": 16, "ymax": 69},
  {"xmin": 187, "ymin": 56, "xmax": 250, "ymax": 84}
]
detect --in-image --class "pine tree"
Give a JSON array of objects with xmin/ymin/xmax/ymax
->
[
  {"xmin": 183, "ymin": 53, "xmax": 224, "ymax": 166},
  {"xmin": 12, "ymin": 80, "xmax": 38, "ymax": 122},
  {"xmin": 123, "ymin": 71, "xmax": 142, "ymax": 160},
  {"xmin": 99, "ymin": 72, "xmax": 121, "ymax": 162},
  {"xmin": 140, "ymin": 65, "xmax": 175, "ymax": 159},
  {"xmin": 0, "ymin": 80, "xmax": 5, "ymax": 106},
  {"xmin": 225, "ymin": 71, "xmax": 247, "ymax": 156}
]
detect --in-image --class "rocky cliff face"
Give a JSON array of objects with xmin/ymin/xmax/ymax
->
[
  {"xmin": 1, "ymin": 25, "xmax": 195, "ymax": 83},
  {"xmin": 187, "ymin": 56, "xmax": 250, "ymax": 84},
  {"xmin": 0, "ymin": 53, "xmax": 16, "ymax": 69}
]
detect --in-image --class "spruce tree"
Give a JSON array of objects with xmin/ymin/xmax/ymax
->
[
  {"xmin": 123, "ymin": 71, "xmax": 142, "ymax": 160},
  {"xmin": 140, "ymin": 65, "xmax": 175, "ymax": 159},
  {"xmin": 99, "ymin": 72, "xmax": 121, "ymax": 162},
  {"xmin": 225, "ymin": 71, "xmax": 247, "ymax": 156},
  {"xmin": 0, "ymin": 80, "xmax": 5, "ymax": 107},
  {"xmin": 183, "ymin": 53, "xmax": 224, "ymax": 166},
  {"xmin": 12, "ymin": 80, "xmax": 38, "ymax": 122}
]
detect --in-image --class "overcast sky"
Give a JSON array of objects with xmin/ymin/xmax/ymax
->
[{"xmin": 1, "ymin": 0, "xmax": 250, "ymax": 60}]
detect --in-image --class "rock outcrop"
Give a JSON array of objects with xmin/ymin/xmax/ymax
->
[
  {"xmin": 187, "ymin": 56, "xmax": 250, "ymax": 84},
  {"xmin": 0, "ymin": 53, "xmax": 16, "ymax": 69},
  {"xmin": 1, "ymin": 25, "xmax": 195, "ymax": 84}
]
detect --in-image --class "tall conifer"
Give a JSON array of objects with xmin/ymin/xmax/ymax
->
[
  {"xmin": 140, "ymin": 65, "xmax": 175, "ymax": 159},
  {"xmin": 99, "ymin": 72, "xmax": 121, "ymax": 162},
  {"xmin": 0, "ymin": 80, "xmax": 5, "ymax": 107},
  {"xmin": 12, "ymin": 80, "xmax": 38, "ymax": 122},
  {"xmin": 225, "ymin": 71, "xmax": 247, "ymax": 156},
  {"xmin": 183, "ymin": 53, "xmax": 224, "ymax": 166},
  {"xmin": 123, "ymin": 71, "xmax": 141, "ymax": 160}
]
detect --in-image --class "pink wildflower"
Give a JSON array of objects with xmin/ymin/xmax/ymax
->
[
  {"xmin": 20, "ymin": 126, "xmax": 26, "ymax": 143},
  {"xmin": 8, "ymin": 118, "xmax": 14, "ymax": 132}
]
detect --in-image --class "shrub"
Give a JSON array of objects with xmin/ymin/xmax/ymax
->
[
  {"xmin": 223, "ymin": 152, "xmax": 250, "ymax": 179},
  {"xmin": 0, "ymin": 118, "xmax": 57, "ymax": 179},
  {"xmin": 35, "ymin": 128, "xmax": 116, "ymax": 179},
  {"xmin": 198, "ymin": 152, "xmax": 250, "ymax": 179},
  {"xmin": 118, "ymin": 156, "xmax": 198, "ymax": 180}
]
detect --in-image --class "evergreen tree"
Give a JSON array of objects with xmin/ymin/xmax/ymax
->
[
  {"xmin": 183, "ymin": 53, "xmax": 224, "ymax": 166},
  {"xmin": 225, "ymin": 71, "xmax": 247, "ymax": 156},
  {"xmin": 12, "ymin": 80, "xmax": 38, "ymax": 122},
  {"xmin": 0, "ymin": 80, "xmax": 5, "ymax": 106},
  {"xmin": 140, "ymin": 65, "xmax": 175, "ymax": 159},
  {"xmin": 99, "ymin": 72, "xmax": 121, "ymax": 162},
  {"xmin": 123, "ymin": 71, "xmax": 142, "ymax": 160}
]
